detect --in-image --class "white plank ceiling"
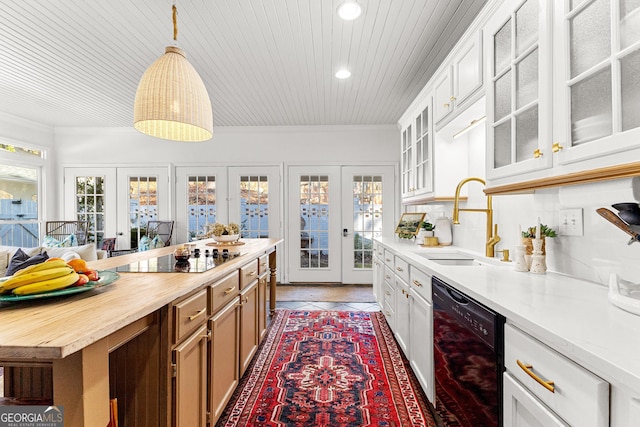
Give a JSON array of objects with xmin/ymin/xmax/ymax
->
[{"xmin": 0, "ymin": 0, "xmax": 486, "ymax": 128}]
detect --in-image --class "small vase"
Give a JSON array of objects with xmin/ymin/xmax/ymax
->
[{"xmin": 522, "ymin": 237, "xmax": 545, "ymax": 255}]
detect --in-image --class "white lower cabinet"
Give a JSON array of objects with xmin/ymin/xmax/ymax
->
[
  {"xmin": 504, "ymin": 323, "xmax": 609, "ymax": 427},
  {"xmin": 409, "ymin": 288, "xmax": 434, "ymax": 403},
  {"xmin": 394, "ymin": 277, "xmax": 410, "ymax": 355},
  {"xmin": 504, "ymin": 373, "xmax": 568, "ymax": 426}
]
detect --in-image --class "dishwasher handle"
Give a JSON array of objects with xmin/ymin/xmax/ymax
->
[{"xmin": 446, "ymin": 286, "xmax": 470, "ymax": 305}]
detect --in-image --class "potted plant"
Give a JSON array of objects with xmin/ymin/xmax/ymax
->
[
  {"xmin": 415, "ymin": 221, "xmax": 436, "ymax": 245},
  {"xmin": 522, "ymin": 224, "xmax": 557, "ymax": 255}
]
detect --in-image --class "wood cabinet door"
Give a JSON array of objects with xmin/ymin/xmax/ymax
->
[
  {"xmin": 239, "ymin": 281, "xmax": 259, "ymax": 376},
  {"xmin": 257, "ymin": 273, "xmax": 268, "ymax": 340},
  {"xmin": 209, "ymin": 299, "xmax": 240, "ymax": 424},
  {"xmin": 173, "ymin": 324, "xmax": 208, "ymax": 427}
]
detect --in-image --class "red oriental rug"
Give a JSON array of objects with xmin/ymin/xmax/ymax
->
[{"xmin": 216, "ymin": 310, "xmax": 439, "ymax": 427}]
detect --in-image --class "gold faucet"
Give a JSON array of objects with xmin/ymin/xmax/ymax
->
[{"xmin": 452, "ymin": 177, "xmax": 501, "ymax": 257}]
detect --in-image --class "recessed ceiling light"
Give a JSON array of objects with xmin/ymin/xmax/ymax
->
[
  {"xmin": 335, "ymin": 69, "xmax": 352, "ymax": 79},
  {"xmin": 337, "ymin": 1, "xmax": 362, "ymax": 20}
]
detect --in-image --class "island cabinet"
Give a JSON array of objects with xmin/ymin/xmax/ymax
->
[
  {"xmin": 0, "ymin": 238, "xmax": 280, "ymax": 427},
  {"xmin": 171, "ymin": 289, "xmax": 209, "ymax": 427}
]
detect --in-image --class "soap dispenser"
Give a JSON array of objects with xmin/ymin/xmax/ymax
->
[{"xmin": 434, "ymin": 214, "xmax": 452, "ymax": 246}]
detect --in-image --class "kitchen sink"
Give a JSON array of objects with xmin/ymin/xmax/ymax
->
[
  {"xmin": 414, "ymin": 252, "xmax": 483, "ymax": 266},
  {"xmin": 428, "ymin": 258, "xmax": 480, "ymax": 266}
]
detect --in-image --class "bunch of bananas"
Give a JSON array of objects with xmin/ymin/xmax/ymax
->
[{"xmin": 0, "ymin": 259, "xmax": 80, "ymax": 296}]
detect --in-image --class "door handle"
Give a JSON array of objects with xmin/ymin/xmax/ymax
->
[
  {"xmin": 343, "ymin": 228, "xmax": 348, "ymax": 237},
  {"xmin": 117, "ymin": 232, "xmax": 123, "ymax": 236}
]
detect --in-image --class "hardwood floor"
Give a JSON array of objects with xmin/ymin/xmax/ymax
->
[{"xmin": 273, "ymin": 284, "xmax": 380, "ymax": 312}]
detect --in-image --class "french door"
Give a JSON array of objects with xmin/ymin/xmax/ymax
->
[
  {"xmin": 64, "ymin": 167, "xmax": 170, "ymax": 251},
  {"xmin": 287, "ymin": 165, "xmax": 394, "ymax": 284},
  {"xmin": 174, "ymin": 166, "xmax": 228, "ymax": 243}
]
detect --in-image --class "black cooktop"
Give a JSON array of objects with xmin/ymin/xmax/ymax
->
[{"xmin": 115, "ymin": 250, "xmax": 244, "ymax": 273}]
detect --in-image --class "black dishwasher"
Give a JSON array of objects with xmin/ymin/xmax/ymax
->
[{"xmin": 432, "ymin": 276, "xmax": 505, "ymax": 427}]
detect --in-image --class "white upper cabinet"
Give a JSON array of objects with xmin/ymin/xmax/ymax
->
[
  {"xmin": 485, "ymin": 0, "xmax": 640, "ymax": 189},
  {"xmin": 485, "ymin": 0, "xmax": 554, "ymax": 182},
  {"xmin": 552, "ymin": 0, "xmax": 640, "ymax": 168},
  {"xmin": 401, "ymin": 98, "xmax": 434, "ymax": 201},
  {"xmin": 434, "ymin": 30, "xmax": 484, "ymax": 127}
]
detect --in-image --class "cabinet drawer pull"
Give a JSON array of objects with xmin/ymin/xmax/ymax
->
[
  {"xmin": 516, "ymin": 359, "xmax": 555, "ymax": 393},
  {"xmin": 260, "ymin": 262, "xmax": 267, "ymax": 267},
  {"xmin": 224, "ymin": 286, "xmax": 236, "ymax": 295},
  {"xmin": 396, "ymin": 266, "xmax": 404, "ymax": 272},
  {"xmin": 188, "ymin": 308, "xmax": 206, "ymax": 321},
  {"xmin": 385, "ymin": 258, "xmax": 391, "ymax": 262},
  {"xmin": 385, "ymin": 291, "xmax": 391, "ymax": 296},
  {"xmin": 533, "ymin": 148, "xmax": 543, "ymax": 158},
  {"xmin": 412, "ymin": 279, "xmax": 423, "ymax": 287},
  {"xmin": 450, "ymin": 96, "xmax": 456, "ymax": 101},
  {"xmin": 552, "ymin": 142, "xmax": 563, "ymax": 152},
  {"xmin": 385, "ymin": 274, "xmax": 391, "ymax": 280},
  {"xmin": 443, "ymin": 102, "xmax": 450, "ymax": 108},
  {"xmin": 247, "ymin": 271, "xmax": 257, "ymax": 277}
]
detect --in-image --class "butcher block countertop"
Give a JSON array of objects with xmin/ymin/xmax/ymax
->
[{"xmin": 0, "ymin": 238, "xmax": 281, "ymax": 360}]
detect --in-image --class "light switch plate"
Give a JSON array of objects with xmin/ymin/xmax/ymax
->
[{"xmin": 559, "ymin": 208, "xmax": 583, "ymax": 236}]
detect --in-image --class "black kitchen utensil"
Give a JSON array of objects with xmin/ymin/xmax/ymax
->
[{"xmin": 597, "ymin": 207, "xmax": 640, "ymax": 245}]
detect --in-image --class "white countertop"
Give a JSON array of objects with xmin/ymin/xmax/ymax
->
[{"xmin": 376, "ymin": 237, "xmax": 640, "ymax": 392}]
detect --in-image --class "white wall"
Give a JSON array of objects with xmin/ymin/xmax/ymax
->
[{"xmin": 54, "ymin": 125, "xmax": 399, "ymax": 165}]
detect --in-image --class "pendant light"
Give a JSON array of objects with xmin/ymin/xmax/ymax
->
[{"xmin": 134, "ymin": 5, "xmax": 213, "ymax": 142}]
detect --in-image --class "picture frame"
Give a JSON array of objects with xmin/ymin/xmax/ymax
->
[{"xmin": 394, "ymin": 212, "xmax": 426, "ymax": 237}]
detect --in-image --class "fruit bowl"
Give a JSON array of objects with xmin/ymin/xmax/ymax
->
[{"xmin": 213, "ymin": 234, "xmax": 240, "ymax": 243}]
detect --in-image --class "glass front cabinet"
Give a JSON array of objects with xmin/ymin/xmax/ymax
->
[
  {"xmin": 400, "ymin": 98, "xmax": 434, "ymax": 203},
  {"xmin": 485, "ymin": 0, "xmax": 640, "ymax": 188}
]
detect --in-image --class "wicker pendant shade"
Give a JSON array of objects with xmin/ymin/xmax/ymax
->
[
  {"xmin": 134, "ymin": 46, "xmax": 212, "ymax": 142},
  {"xmin": 134, "ymin": 6, "xmax": 213, "ymax": 142}
]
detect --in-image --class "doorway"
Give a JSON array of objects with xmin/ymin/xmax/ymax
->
[{"xmin": 286, "ymin": 165, "xmax": 394, "ymax": 284}]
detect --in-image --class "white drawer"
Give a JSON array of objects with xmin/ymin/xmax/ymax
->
[
  {"xmin": 505, "ymin": 324, "xmax": 609, "ymax": 427},
  {"xmin": 409, "ymin": 265, "xmax": 432, "ymax": 303},
  {"xmin": 383, "ymin": 265, "xmax": 394, "ymax": 284},
  {"xmin": 394, "ymin": 256, "xmax": 409, "ymax": 283},
  {"xmin": 383, "ymin": 249, "xmax": 394, "ymax": 269}
]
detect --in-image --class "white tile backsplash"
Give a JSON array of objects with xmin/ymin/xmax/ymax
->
[{"xmin": 408, "ymin": 176, "xmax": 640, "ymax": 286}]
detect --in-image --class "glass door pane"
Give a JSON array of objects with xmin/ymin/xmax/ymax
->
[
  {"xmin": 0, "ymin": 164, "xmax": 40, "ymax": 247},
  {"xmin": 74, "ymin": 176, "xmax": 106, "ymax": 245},
  {"xmin": 570, "ymin": 66, "xmax": 613, "ymax": 145},
  {"xmin": 621, "ymin": 48, "xmax": 640, "ymax": 131},
  {"xmin": 239, "ymin": 175, "xmax": 269, "ymax": 238},
  {"xmin": 570, "ymin": 0, "xmax": 611, "ymax": 78},
  {"xmin": 299, "ymin": 175, "xmax": 330, "ymax": 269},
  {"xmin": 187, "ymin": 176, "xmax": 217, "ymax": 241},
  {"xmin": 128, "ymin": 176, "xmax": 158, "ymax": 249},
  {"xmin": 351, "ymin": 175, "xmax": 381, "ymax": 269},
  {"xmin": 620, "ymin": 0, "xmax": 640, "ymax": 49}
]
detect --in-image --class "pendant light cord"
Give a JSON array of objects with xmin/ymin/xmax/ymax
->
[{"xmin": 172, "ymin": 4, "xmax": 178, "ymax": 41}]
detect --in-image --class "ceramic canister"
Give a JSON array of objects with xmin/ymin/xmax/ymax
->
[{"xmin": 434, "ymin": 217, "xmax": 452, "ymax": 245}]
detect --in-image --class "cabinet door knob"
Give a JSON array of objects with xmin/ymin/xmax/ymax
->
[
  {"xmin": 533, "ymin": 148, "xmax": 543, "ymax": 158},
  {"xmin": 552, "ymin": 142, "xmax": 564, "ymax": 153},
  {"xmin": 443, "ymin": 103, "xmax": 450, "ymax": 108},
  {"xmin": 450, "ymin": 96, "xmax": 456, "ymax": 101}
]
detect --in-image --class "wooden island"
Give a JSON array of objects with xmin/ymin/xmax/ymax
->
[{"xmin": 0, "ymin": 238, "xmax": 281, "ymax": 427}]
